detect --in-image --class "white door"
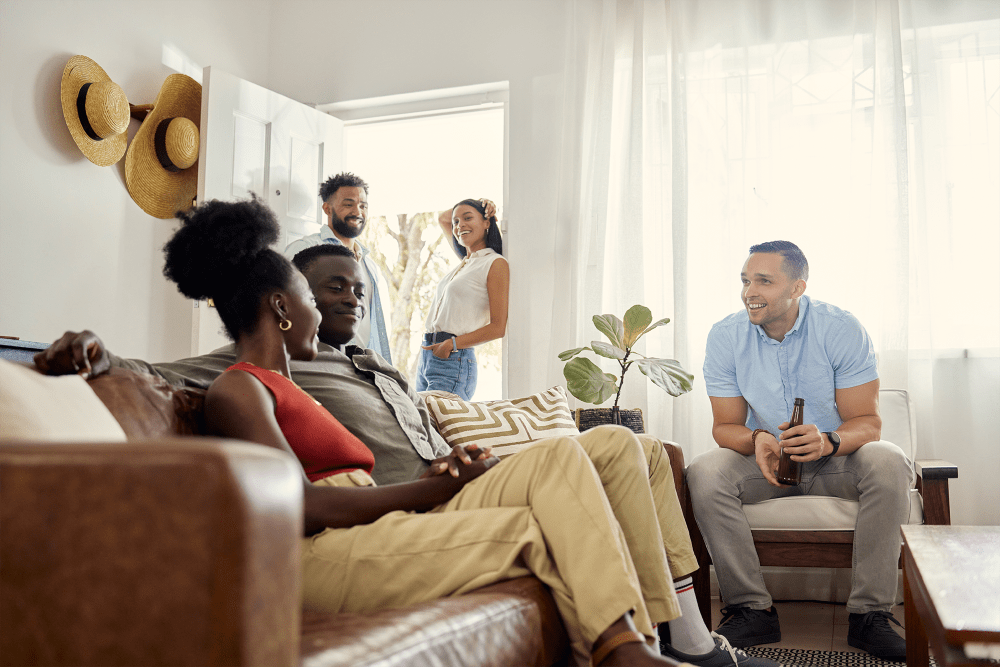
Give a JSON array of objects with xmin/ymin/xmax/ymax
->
[{"xmin": 193, "ymin": 66, "xmax": 343, "ymax": 355}]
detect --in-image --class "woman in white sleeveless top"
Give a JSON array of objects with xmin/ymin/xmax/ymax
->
[{"xmin": 416, "ymin": 199, "xmax": 509, "ymax": 400}]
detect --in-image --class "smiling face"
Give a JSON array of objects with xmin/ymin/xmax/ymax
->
[
  {"xmin": 299, "ymin": 254, "xmax": 367, "ymax": 348},
  {"xmin": 452, "ymin": 204, "xmax": 490, "ymax": 253},
  {"xmin": 280, "ymin": 270, "xmax": 322, "ymax": 361},
  {"xmin": 323, "ymin": 186, "xmax": 368, "ymax": 241},
  {"xmin": 741, "ymin": 252, "xmax": 806, "ymax": 341}
]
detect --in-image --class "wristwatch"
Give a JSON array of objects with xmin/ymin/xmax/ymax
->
[{"xmin": 822, "ymin": 431, "xmax": 841, "ymax": 459}]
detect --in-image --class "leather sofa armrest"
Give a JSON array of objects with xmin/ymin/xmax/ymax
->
[
  {"xmin": 0, "ymin": 438, "xmax": 303, "ymax": 667},
  {"xmin": 914, "ymin": 459, "xmax": 958, "ymax": 526}
]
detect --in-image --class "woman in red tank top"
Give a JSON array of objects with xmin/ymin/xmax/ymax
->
[{"xmin": 160, "ymin": 197, "xmax": 688, "ymax": 667}]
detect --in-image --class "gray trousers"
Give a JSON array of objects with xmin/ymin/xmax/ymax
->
[{"xmin": 685, "ymin": 441, "xmax": 913, "ymax": 614}]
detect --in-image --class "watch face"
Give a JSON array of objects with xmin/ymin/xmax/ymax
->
[{"xmin": 829, "ymin": 431, "xmax": 841, "ymax": 445}]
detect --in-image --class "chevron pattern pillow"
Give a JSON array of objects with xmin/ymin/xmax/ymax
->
[{"xmin": 423, "ymin": 386, "xmax": 580, "ymax": 458}]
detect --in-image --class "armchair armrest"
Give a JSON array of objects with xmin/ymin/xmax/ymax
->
[
  {"xmin": 0, "ymin": 438, "xmax": 303, "ymax": 667},
  {"xmin": 914, "ymin": 459, "xmax": 958, "ymax": 526}
]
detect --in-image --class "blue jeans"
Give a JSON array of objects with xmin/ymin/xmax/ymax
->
[{"xmin": 415, "ymin": 334, "xmax": 478, "ymax": 400}]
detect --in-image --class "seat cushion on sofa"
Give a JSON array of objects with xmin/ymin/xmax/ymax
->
[
  {"xmin": 0, "ymin": 360, "xmax": 127, "ymax": 442},
  {"xmin": 87, "ymin": 367, "xmax": 207, "ymax": 439},
  {"xmin": 300, "ymin": 577, "xmax": 568, "ymax": 667},
  {"xmin": 743, "ymin": 488, "xmax": 924, "ymax": 531},
  {"xmin": 422, "ymin": 386, "xmax": 579, "ymax": 458}
]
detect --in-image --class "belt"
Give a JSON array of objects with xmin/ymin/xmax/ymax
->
[{"xmin": 423, "ymin": 331, "xmax": 455, "ymax": 344}]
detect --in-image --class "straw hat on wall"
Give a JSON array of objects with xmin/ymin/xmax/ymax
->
[
  {"xmin": 60, "ymin": 56, "xmax": 130, "ymax": 167},
  {"xmin": 125, "ymin": 74, "xmax": 202, "ymax": 219}
]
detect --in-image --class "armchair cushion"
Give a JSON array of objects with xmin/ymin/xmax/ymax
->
[
  {"xmin": 743, "ymin": 489, "xmax": 924, "ymax": 530},
  {"xmin": 0, "ymin": 359, "xmax": 126, "ymax": 443}
]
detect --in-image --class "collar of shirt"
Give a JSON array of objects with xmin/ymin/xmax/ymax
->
[
  {"xmin": 319, "ymin": 225, "xmax": 370, "ymax": 261},
  {"xmin": 465, "ymin": 248, "xmax": 497, "ymax": 260},
  {"xmin": 335, "ymin": 343, "xmax": 452, "ymax": 459},
  {"xmin": 754, "ymin": 295, "xmax": 810, "ymax": 344}
]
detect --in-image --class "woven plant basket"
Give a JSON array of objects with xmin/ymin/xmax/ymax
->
[{"xmin": 574, "ymin": 407, "xmax": 645, "ymax": 435}]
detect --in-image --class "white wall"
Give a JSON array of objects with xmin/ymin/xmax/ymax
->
[
  {"xmin": 265, "ymin": 0, "xmax": 572, "ymax": 398},
  {"xmin": 0, "ymin": 0, "xmax": 273, "ymax": 360}
]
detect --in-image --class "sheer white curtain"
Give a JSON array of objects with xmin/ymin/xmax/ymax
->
[{"xmin": 542, "ymin": 0, "xmax": 999, "ymax": 523}]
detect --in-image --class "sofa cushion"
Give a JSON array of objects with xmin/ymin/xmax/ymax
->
[
  {"xmin": 423, "ymin": 386, "xmax": 580, "ymax": 458},
  {"xmin": 300, "ymin": 576, "xmax": 568, "ymax": 667},
  {"xmin": 86, "ymin": 367, "xmax": 207, "ymax": 439},
  {"xmin": 0, "ymin": 359, "xmax": 127, "ymax": 442}
]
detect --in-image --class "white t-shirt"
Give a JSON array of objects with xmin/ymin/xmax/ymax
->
[{"xmin": 425, "ymin": 248, "xmax": 505, "ymax": 338}]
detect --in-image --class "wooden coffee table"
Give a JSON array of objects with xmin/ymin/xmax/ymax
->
[{"xmin": 902, "ymin": 525, "xmax": 1000, "ymax": 667}]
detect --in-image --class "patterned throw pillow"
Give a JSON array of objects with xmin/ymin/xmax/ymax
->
[{"xmin": 423, "ymin": 386, "xmax": 581, "ymax": 458}]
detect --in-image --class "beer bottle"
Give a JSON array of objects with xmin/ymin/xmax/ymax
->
[{"xmin": 776, "ymin": 398, "xmax": 805, "ymax": 485}]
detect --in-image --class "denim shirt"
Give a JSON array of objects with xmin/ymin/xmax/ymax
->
[
  {"xmin": 285, "ymin": 227, "xmax": 393, "ymax": 364},
  {"xmin": 703, "ymin": 295, "xmax": 879, "ymax": 436}
]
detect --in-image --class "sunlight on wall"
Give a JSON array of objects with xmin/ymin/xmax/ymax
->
[{"xmin": 161, "ymin": 43, "xmax": 203, "ymax": 82}]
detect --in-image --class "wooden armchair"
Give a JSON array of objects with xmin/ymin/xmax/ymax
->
[{"xmin": 682, "ymin": 389, "xmax": 959, "ymax": 627}]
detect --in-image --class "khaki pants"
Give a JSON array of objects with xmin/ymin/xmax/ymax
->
[{"xmin": 302, "ymin": 425, "xmax": 696, "ymax": 663}]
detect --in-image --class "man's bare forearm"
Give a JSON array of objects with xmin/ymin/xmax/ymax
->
[
  {"xmin": 826, "ymin": 414, "xmax": 881, "ymax": 456},
  {"xmin": 713, "ymin": 423, "xmax": 758, "ymax": 455}
]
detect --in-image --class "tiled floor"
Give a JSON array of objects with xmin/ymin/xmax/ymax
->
[{"xmin": 710, "ymin": 598, "xmax": 907, "ymax": 654}]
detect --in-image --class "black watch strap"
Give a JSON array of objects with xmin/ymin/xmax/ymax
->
[{"xmin": 822, "ymin": 431, "xmax": 841, "ymax": 459}]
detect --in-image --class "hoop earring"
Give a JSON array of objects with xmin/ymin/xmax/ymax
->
[{"xmin": 279, "ymin": 319, "xmax": 292, "ymax": 331}]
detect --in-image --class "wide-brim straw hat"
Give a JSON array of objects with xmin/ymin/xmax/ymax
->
[
  {"xmin": 60, "ymin": 56, "xmax": 130, "ymax": 167},
  {"xmin": 125, "ymin": 73, "xmax": 202, "ymax": 219}
]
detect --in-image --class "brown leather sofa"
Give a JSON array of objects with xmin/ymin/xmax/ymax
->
[{"xmin": 1, "ymin": 366, "xmax": 690, "ymax": 667}]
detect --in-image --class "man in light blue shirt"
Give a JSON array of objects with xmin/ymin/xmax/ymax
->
[
  {"xmin": 686, "ymin": 241, "xmax": 912, "ymax": 661},
  {"xmin": 284, "ymin": 173, "xmax": 392, "ymax": 363}
]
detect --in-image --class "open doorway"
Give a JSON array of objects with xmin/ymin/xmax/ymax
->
[{"xmin": 338, "ymin": 101, "xmax": 506, "ymax": 401}]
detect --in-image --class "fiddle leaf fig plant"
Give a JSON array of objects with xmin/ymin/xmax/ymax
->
[{"xmin": 559, "ymin": 305, "xmax": 694, "ymax": 408}]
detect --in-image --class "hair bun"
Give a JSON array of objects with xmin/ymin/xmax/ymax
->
[{"xmin": 163, "ymin": 196, "xmax": 280, "ymax": 301}]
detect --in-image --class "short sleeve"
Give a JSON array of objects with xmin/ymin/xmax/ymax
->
[
  {"xmin": 703, "ymin": 323, "xmax": 742, "ymax": 397},
  {"xmin": 828, "ymin": 312, "xmax": 879, "ymax": 389}
]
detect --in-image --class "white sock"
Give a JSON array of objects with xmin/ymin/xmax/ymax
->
[{"xmin": 666, "ymin": 577, "xmax": 717, "ymax": 655}]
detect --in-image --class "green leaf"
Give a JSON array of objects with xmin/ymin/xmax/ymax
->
[
  {"xmin": 563, "ymin": 357, "xmax": 618, "ymax": 405},
  {"xmin": 593, "ymin": 314, "xmax": 625, "ymax": 349},
  {"xmin": 622, "ymin": 305, "xmax": 653, "ymax": 348},
  {"xmin": 591, "ymin": 341, "xmax": 625, "ymax": 360},
  {"xmin": 558, "ymin": 347, "xmax": 591, "ymax": 361},
  {"xmin": 641, "ymin": 317, "xmax": 672, "ymax": 337},
  {"xmin": 636, "ymin": 358, "xmax": 695, "ymax": 397}
]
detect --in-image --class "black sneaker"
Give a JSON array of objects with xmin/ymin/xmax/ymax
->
[
  {"xmin": 848, "ymin": 610, "xmax": 906, "ymax": 661},
  {"xmin": 715, "ymin": 606, "xmax": 781, "ymax": 648},
  {"xmin": 661, "ymin": 633, "xmax": 782, "ymax": 666}
]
